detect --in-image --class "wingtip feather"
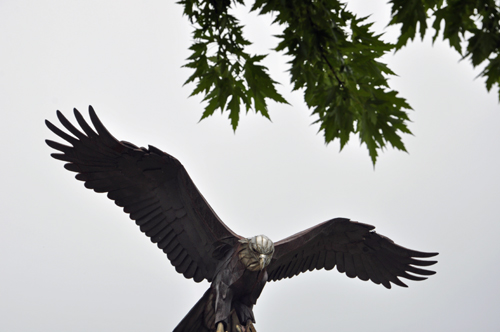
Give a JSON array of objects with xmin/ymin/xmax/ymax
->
[
  {"xmin": 412, "ymin": 251, "xmax": 439, "ymax": 258},
  {"xmin": 73, "ymin": 108, "xmax": 83, "ymax": 122},
  {"xmin": 88, "ymin": 106, "xmax": 117, "ymax": 144},
  {"xmin": 73, "ymin": 108, "xmax": 97, "ymax": 138}
]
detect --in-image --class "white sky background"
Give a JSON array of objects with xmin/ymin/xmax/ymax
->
[{"xmin": 1, "ymin": 0, "xmax": 499, "ymax": 331}]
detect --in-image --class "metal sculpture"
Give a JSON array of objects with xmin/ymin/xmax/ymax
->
[{"xmin": 46, "ymin": 107, "xmax": 438, "ymax": 332}]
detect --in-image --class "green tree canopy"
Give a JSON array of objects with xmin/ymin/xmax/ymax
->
[{"xmin": 178, "ymin": 0, "xmax": 500, "ymax": 164}]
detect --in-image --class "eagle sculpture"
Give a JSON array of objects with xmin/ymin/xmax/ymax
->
[{"xmin": 46, "ymin": 106, "xmax": 438, "ymax": 332}]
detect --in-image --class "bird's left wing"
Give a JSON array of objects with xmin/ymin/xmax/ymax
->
[
  {"xmin": 45, "ymin": 106, "xmax": 242, "ymax": 283},
  {"xmin": 267, "ymin": 218, "xmax": 437, "ymax": 288}
]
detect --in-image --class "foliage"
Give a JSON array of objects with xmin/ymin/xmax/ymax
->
[
  {"xmin": 389, "ymin": 0, "xmax": 500, "ymax": 96},
  {"xmin": 178, "ymin": 0, "xmax": 500, "ymax": 164},
  {"xmin": 180, "ymin": 0, "xmax": 288, "ymax": 131}
]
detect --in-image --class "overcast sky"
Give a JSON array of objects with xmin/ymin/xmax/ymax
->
[{"xmin": 1, "ymin": 1, "xmax": 499, "ymax": 331}]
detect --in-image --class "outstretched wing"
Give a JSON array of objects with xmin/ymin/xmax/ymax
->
[
  {"xmin": 267, "ymin": 218, "xmax": 437, "ymax": 288},
  {"xmin": 46, "ymin": 106, "xmax": 242, "ymax": 283}
]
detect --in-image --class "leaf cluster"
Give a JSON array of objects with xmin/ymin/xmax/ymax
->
[
  {"xmin": 389, "ymin": 0, "xmax": 500, "ymax": 98},
  {"xmin": 179, "ymin": 0, "xmax": 288, "ymax": 130},
  {"xmin": 252, "ymin": 0, "xmax": 411, "ymax": 164}
]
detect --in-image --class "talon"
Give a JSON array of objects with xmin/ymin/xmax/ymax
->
[
  {"xmin": 235, "ymin": 324, "xmax": 244, "ymax": 332},
  {"xmin": 246, "ymin": 321, "xmax": 256, "ymax": 332},
  {"xmin": 216, "ymin": 322, "xmax": 227, "ymax": 332}
]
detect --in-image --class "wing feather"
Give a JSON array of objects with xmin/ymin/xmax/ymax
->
[
  {"xmin": 143, "ymin": 217, "xmax": 167, "ymax": 236},
  {"xmin": 183, "ymin": 261, "xmax": 197, "ymax": 279},
  {"xmin": 344, "ymin": 253, "xmax": 356, "ymax": 278},
  {"xmin": 175, "ymin": 253, "xmax": 191, "ymax": 272},
  {"xmin": 353, "ymin": 254, "xmax": 369, "ymax": 281},
  {"xmin": 267, "ymin": 218, "xmax": 437, "ymax": 288},
  {"xmin": 324, "ymin": 251, "xmax": 336, "ymax": 271},
  {"xmin": 315, "ymin": 250, "xmax": 326, "ymax": 270},
  {"xmin": 150, "ymin": 224, "xmax": 171, "ymax": 242},
  {"xmin": 309, "ymin": 253, "xmax": 319, "ymax": 272},
  {"xmin": 301, "ymin": 255, "xmax": 313, "ymax": 273},
  {"xmin": 336, "ymin": 252, "xmax": 345, "ymax": 273},
  {"xmin": 46, "ymin": 106, "xmax": 242, "ymax": 282},
  {"xmin": 283, "ymin": 254, "xmax": 299, "ymax": 278},
  {"xmin": 361, "ymin": 255, "xmax": 381, "ymax": 284}
]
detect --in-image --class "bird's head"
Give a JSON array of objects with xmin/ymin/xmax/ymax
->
[{"xmin": 238, "ymin": 235, "xmax": 275, "ymax": 271}]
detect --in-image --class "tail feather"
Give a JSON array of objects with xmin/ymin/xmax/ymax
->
[
  {"xmin": 173, "ymin": 288, "xmax": 246, "ymax": 332},
  {"xmin": 173, "ymin": 288, "xmax": 213, "ymax": 332}
]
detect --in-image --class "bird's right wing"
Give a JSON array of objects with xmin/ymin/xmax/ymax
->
[
  {"xmin": 46, "ymin": 106, "xmax": 242, "ymax": 283},
  {"xmin": 267, "ymin": 218, "xmax": 437, "ymax": 288}
]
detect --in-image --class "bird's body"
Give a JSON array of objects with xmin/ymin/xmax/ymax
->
[
  {"xmin": 213, "ymin": 237, "xmax": 273, "ymax": 324},
  {"xmin": 46, "ymin": 107, "xmax": 438, "ymax": 332},
  {"xmin": 174, "ymin": 239, "xmax": 269, "ymax": 331}
]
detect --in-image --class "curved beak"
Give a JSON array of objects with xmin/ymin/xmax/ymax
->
[{"xmin": 259, "ymin": 254, "xmax": 271, "ymax": 270}]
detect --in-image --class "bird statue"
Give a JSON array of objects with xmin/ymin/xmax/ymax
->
[{"xmin": 45, "ymin": 106, "xmax": 438, "ymax": 332}]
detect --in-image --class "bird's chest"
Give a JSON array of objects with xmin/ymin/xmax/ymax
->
[
  {"xmin": 230, "ymin": 268, "xmax": 267, "ymax": 297},
  {"xmin": 214, "ymin": 254, "xmax": 268, "ymax": 303}
]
